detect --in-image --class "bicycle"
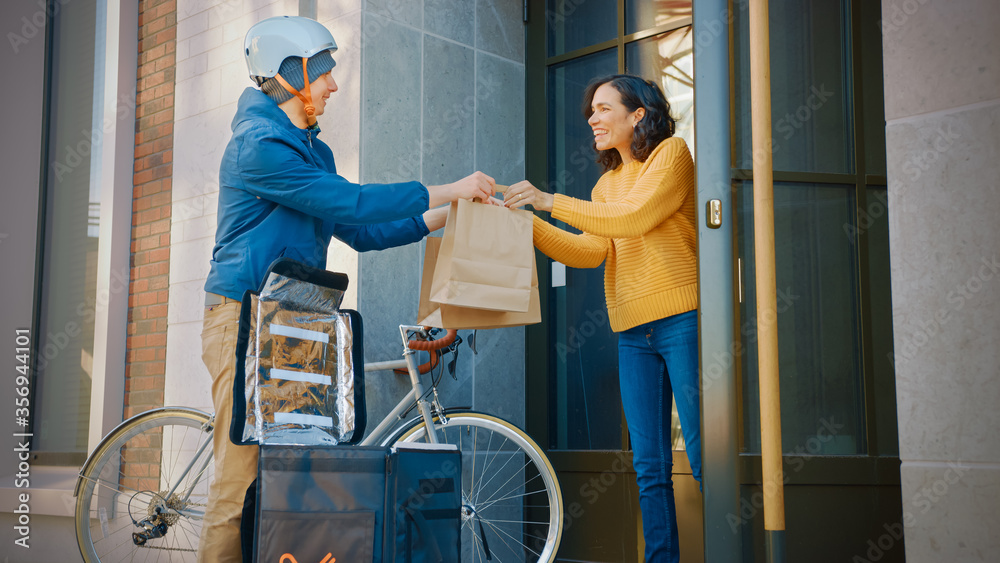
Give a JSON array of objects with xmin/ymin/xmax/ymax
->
[{"xmin": 74, "ymin": 324, "xmax": 563, "ymax": 562}]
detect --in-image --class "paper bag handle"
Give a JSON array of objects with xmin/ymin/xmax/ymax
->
[{"xmin": 473, "ymin": 184, "xmax": 508, "ymax": 203}]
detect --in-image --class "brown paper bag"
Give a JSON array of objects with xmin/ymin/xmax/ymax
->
[
  {"xmin": 429, "ymin": 198, "xmax": 534, "ymax": 312},
  {"xmin": 418, "ymin": 237, "xmax": 540, "ymax": 329}
]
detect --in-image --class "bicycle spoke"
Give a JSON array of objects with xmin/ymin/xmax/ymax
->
[
  {"xmin": 470, "ymin": 425, "xmax": 479, "ymax": 506},
  {"xmin": 81, "ymin": 475, "xmax": 146, "ymax": 498},
  {"xmin": 471, "ymin": 432, "xmax": 505, "ymax": 506},
  {"xmin": 482, "ymin": 515, "xmax": 541, "ymax": 559},
  {"xmin": 78, "ymin": 410, "xmax": 214, "ymax": 563},
  {"xmin": 472, "ymin": 530, "xmax": 485, "ymax": 563},
  {"xmin": 478, "ymin": 469, "xmax": 547, "ymax": 512},
  {"xmin": 469, "ymin": 425, "xmax": 499, "ymax": 507},
  {"xmin": 480, "ymin": 517, "xmax": 520, "ymax": 559},
  {"xmin": 476, "ymin": 457, "xmax": 535, "ymax": 510},
  {"xmin": 390, "ymin": 413, "xmax": 561, "ymax": 562},
  {"xmin": 471, "ymin": 439, "xmax": 520, "ymax": 506}
]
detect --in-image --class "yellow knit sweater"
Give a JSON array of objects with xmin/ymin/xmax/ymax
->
[{"xmin": 533, "ymin": 137, "xmax": 698, "ymax": 332}]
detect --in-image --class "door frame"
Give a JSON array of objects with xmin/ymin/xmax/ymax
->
[
  {"xmin": 692, "ymin": 0, "xmax": 743, "ymax": 559},
  {"xmin": 524, "ymin": 0, "xmax": 743, "ymax": 560}
]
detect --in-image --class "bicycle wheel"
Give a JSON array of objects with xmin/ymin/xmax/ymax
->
[
  {"xmin": 386, "ymin": 411, "xmax": 563, "ymax": 562},
  {"xmin": 75, "ymin": 407, "xmax": 214, "ymax": 562}
]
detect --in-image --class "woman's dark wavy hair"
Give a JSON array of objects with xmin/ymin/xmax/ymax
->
[{"xmin": 582, "ymin": 74, "xmax": 676, "ymax": 172}]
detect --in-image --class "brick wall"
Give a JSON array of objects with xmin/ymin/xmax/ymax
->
[{"xmin": 126, "ymin": 0, "xmax": 176, "ymax": 419}]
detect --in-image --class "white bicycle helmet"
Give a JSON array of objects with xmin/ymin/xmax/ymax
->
[
  {"xmin": 244, "ymin": 16, "xmax": 337, "ymax": 84},
  {"xmin": 244, "ymin": 16, "xmax": 338, "ymax": 125}
]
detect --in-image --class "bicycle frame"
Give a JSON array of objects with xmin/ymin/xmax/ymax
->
[
  {"xmin": 76, "ymin": 322, "xmax": 564, "ymax": 562},
  {"xmin": 359, "ymin": 324, "xmax": 446, "ymax": 446},
  {"xmin": 165, "ymin": 417, "xmax": 215, "ymax": 517}
]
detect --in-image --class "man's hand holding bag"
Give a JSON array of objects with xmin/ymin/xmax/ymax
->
[
  {"xmin": 418, "ymin": 199, "xmax": 540, "ymax": 329},
  {"xmin": 429, "ymin": 198, "xmax": 534, "ymax": 313}
]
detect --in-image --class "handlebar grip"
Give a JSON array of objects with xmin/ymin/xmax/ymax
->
[{"xmin": 407, "ymin": 328, "xmax": 457, "ymax": 351}]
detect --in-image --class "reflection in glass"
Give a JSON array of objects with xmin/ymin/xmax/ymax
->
[
  {"xmin": 734, "ymin": 0, "xmax": 854, "ymax": 173},
  {"xmin": 546, "ymin": 0, "xmax": 617, "ymax": 57},
  {"xmin": 35, "ymin": 0, "xmax": 100, "ymax": 455},
  {"xmin": 737, "ymin": 182, "xmax": 865, "ymax": 455},
  {"xmin": 626, "ymin": 0, "xmax": 692, "ymax": 34},
  {"xmin": 547, "ymin": 50, "xmax": 622, "ymax": 450},
  {"xmin": 625, "ymin": 27, "xmax": 695, "ymax": 157}
]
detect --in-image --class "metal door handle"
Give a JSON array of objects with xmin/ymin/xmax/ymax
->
[{"xmin": 707, "ymin": 199, "xmax": 722, "ymax": 228}]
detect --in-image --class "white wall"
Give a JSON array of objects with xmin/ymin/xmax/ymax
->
[{"xmin": 881, "ymin": 0, "xmax": 1000, "ymax": 560}]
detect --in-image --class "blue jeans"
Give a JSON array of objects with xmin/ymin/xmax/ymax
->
[{"xmin": 618, "ymin": 310, "xmax": 701, "ymax": 563}]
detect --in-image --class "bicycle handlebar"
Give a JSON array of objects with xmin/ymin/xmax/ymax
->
[
  {"xmin": 406, "ymin": 328, "xmax": 457, "ymax": 351},
  {"xmin": 392, "ymin": 328, "xmax": 458, "ymax": 375}
]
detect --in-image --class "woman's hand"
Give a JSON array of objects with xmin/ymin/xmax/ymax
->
[{"xmin": 504, "ymin": 180, "xmax": 555, "ymax": 212}]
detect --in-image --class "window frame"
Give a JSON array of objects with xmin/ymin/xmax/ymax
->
[{"xmin": 28, "ymin": 0, "xmax": 137, "ymax": 467}]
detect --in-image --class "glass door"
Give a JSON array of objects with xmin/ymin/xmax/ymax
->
[
  {"xmin": 526, "ymin": 2, "xmax": 711, "ymax": 560},
  {"xmin": 729, "ymin": 1, "xmax": 903, "ymax": 560}
]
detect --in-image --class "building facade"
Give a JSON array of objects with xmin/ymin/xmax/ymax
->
[{"xmin": 0, "ymin": 0, "xmax": 997, "ymax": 562}]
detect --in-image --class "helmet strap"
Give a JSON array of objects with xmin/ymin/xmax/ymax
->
[{"xmin": 273, "ymin": 57, "xmax": 317, "ymax": 126}]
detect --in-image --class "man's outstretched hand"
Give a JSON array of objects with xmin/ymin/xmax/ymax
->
[{"xmin": 428, "ymin": 171, "xmax": 496, "ymax": 208}]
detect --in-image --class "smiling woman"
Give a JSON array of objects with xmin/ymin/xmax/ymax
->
[
  {"xmin": 505, "ymin": 74, "xmax": 699, "ymax": 563},
  {"xmin": 583, "ymin": 76, "xmax": 678, "ymax": 170},
  {"xmin": 588, "ymin": 83, "xmax": 643, "ymax": 163}
]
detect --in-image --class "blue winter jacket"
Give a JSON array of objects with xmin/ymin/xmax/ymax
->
[{"xmin": 205, "ymin": 88, "xmax": 430, "ymax": 300}]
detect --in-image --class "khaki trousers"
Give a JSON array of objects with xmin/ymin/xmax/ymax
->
[{"xmin": 197, "ymin": 300, "xmax": 258, "ymax": 563}]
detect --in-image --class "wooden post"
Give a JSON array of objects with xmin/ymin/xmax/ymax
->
[{"xmin": 748, "ymin": 0, "xmax": 786, "ymax": 561}]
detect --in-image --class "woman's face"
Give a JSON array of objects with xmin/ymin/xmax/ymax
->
[{"xmin": 587, "ymin": 83, "xmax": 644, "ymax": 161}]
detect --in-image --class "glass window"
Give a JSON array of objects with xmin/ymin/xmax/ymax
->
[
  {"xmin": 547, "ymin": 49, "xmax": 621, "ymax": 450},
  {"xmin": 866, "ymin": 187, "xmax": 897, "ymax": 455},
  {"xmin": 734, "ymin": 0, "xmax": 854, "ymax": 174},
  {"xmin": 861, "ymin": 1, "xmax": 887, "ymax": 176},
  {"xmin": 737, "ymin": 181, "xmax": 866, "ymax": 455},
  {"xmin": 33, "ymin": 0, "xmax": 100, "ymax": 456},
  {"xmin": 625, "ymin": 0, "xmax": 691, "ymax": 35},
  {"xmin": 546, "ymin": 0, "xmax": 617, "ymax": 57},
  {"xmin": 625, "ymin": 26, "xmax": 695, "ymax": 156}
]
